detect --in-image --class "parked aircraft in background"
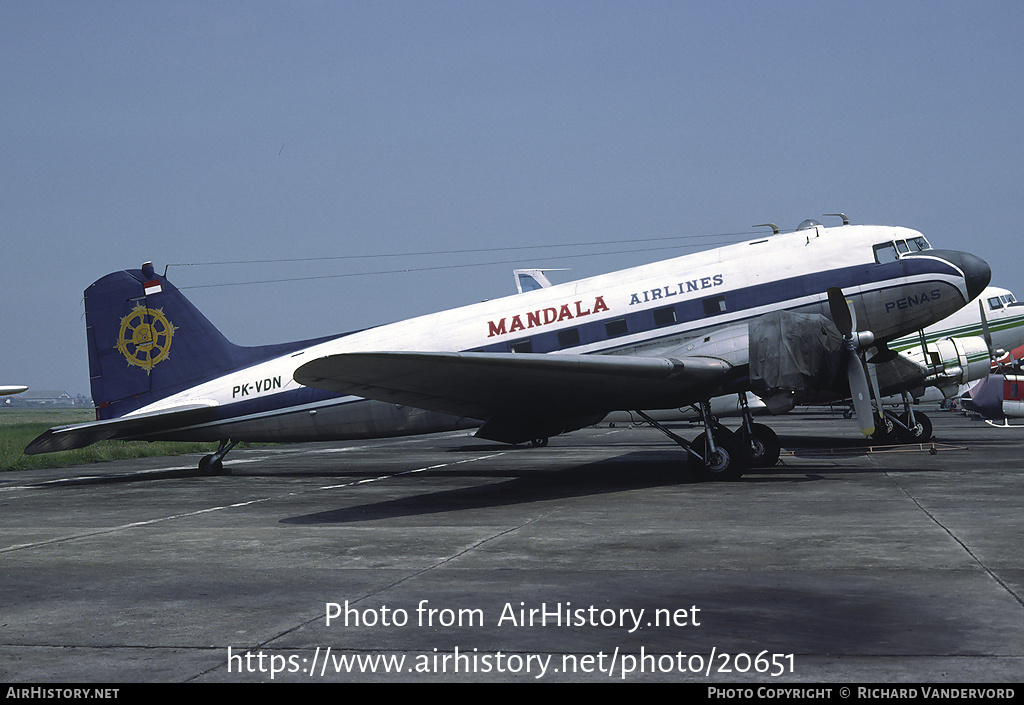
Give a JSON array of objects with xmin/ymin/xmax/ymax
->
[
  {"xmin": 962, "ymin": 371, "xmax": 1024, "ymax": 425},
  {"xmin": 513, "ymin": 269, "xmax": 569, "ymax": 294},
  {"xmin": 956, "ymin": 337, "xmax": 1024, "ymax": 424},
  {"xmin": 995, "ymin": 343, "xmax": 1024, "ymax": 372},
  {"xmin": 26, "ymin": 217, "xmax": 990, "ymax": 481}
]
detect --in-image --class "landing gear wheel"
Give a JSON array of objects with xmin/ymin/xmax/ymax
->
[
  {"xmin": 896, "ymin": 411, "xmax": 932, "ymax": 443},
  {"xmin": 198, "ymin": 454, "xmax": 225, "ymax": 475},
  {"xmin": 199, "ymin": 453, "xmax": 232, "ymax": 475},
  {"xmin": 870, "ymin": 412, "xmax": 897, "ymax": 444},
  {"xmin": 691, "ymin": 432, "xmax": 745, "ymax": 482},
  {"xmin": 739, "ymin": 423, "xmax": 780, "ymax": 468},
  {"xmin": 530, "ymin": 437, "xmax": 549, "ymax": 448}
]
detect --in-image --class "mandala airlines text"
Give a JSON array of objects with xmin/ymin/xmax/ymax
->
[{"xmin": 487, "ymin": 296, "xmax": 609, "ymax": 337}]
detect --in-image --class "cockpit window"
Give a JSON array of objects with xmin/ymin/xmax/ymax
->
[
  {"xmin": 988, "ymin": 297, "xmax": 1004, "ymax": 310},
  {"xmin": 1002, "ymin": 294, "xmax": 1017, "ymax": 304},
  {"xmin": 875, "ymin": 237, "xmax": 931, "ymax": 264},
  {"xmin": 873, "ymin": 242, "xmax": 899, "ymax": 264}
]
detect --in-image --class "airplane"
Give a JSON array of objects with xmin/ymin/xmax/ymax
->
[
  {"xmin": 25, "ymin": 217, "xmax": 991, "ymax": 481},
  {"xmin": 1, "ymin": 386, "xmax": 28, "ymax": 396},
  {"xmin": 952, "ymin": 336, "xmax": 1024, "ymax": 425},
  {"xmin": 961, "ymin": 371, "xmax": 1024, "ymax": 425}
]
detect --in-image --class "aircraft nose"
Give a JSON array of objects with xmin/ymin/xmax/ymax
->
[
  {"xmin": 957, "ymin": 251, "xmax": 992, "ymax": 301},
  {"xmin": 926, "ymin": 250, "xmax": 992, "ymax": 301}
]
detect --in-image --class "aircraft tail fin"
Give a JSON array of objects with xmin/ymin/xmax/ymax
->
[{"xmin": 85, "ymin": 262, "xmax": 302, "ymax": 419}]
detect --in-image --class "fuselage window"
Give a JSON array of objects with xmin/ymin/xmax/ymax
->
[
  {"xmin": 605, "ymin": 318, "xmax": 629, "ymax": 338},
  {"xmin": 653, "ymin": 306, "xmax": 677, "ymax": 327},
  {"xmin": 988, "ymin": 297, "xmax": 1004, "ymax": 310},
  {"xmin": 873, "ymin": 243, "xmax": 898, "ymax": 264},
  {"xmin": 702, "ymin": 295, "xmax": 726, "ymax": 317},
  {"xmin": 510, "ymin": 339, "xmax": 533, "ymax": 353},
  {"xmin": 557, "ymin": 328, "xmax": 580, "ymax": 349}
]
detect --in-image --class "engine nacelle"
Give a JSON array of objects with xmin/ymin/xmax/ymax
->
[{"xmin": 923, "ymin": 336, "xmax": 992, "ymax": 385}]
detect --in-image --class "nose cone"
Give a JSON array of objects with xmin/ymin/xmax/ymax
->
[
  {"xmin": 922, "ymin": 250, "xmax": 991, "ymax": 301},
  {"xmin": 959, "ymin": 251, "xmax": 992, "ymax": 301}
]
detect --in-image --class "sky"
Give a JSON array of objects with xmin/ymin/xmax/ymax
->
[{"xmin": 3, "ymin": 1, "xmax": 1023, "ymax": 395}]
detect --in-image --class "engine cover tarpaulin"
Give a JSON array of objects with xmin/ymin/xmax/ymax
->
[{"xmin": 749, "ymin": 311, "xmax": 844, "ymax": 393}]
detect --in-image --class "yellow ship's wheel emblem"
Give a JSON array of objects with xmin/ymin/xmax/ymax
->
[{"xmin": 115, "ymin": 306, "xmax": 176, "ymax": 373}]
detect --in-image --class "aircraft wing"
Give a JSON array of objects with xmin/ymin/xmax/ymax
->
[
  {"xmin": 872, "ymin": 352, "xmax": 931, "ymax": 397},
  {"xmin": 23, "ymin": 404, "xmax": 218, "ymax": 455},
  {"xmin": 295, "ymin": 351, "xmax": 733, "ymax": 443}
]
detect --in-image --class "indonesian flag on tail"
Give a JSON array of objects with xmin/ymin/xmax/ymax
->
[{"xmin": 144, "ymin": 279, "xmax": 162, "ymax": 295}]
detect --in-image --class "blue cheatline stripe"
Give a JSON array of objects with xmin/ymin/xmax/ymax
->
[{"xmin": 473, "ymin": 258, "xmax": 962, "ymax": 355}]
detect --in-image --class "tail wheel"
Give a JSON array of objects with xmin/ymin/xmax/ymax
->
[
  {"xmin": 198, "ymin": 454, "xmax": 223, "ymax": 475},
  {"xmin": 691, "ymin": 432, "xmax": 745, "ymax": 482}
]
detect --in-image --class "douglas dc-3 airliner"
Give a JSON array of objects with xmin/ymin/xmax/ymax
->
[{"xmin": 26, "ymin": 217, "xmax": 991, "ymax": 481}]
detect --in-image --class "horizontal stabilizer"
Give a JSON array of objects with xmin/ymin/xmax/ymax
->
[{"xmin": 24, "ymin": 404, "xmax": 218, "ymax": 455}]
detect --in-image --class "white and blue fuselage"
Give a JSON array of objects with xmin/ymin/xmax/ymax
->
[{"xmin": 116, "ymin": 223, "xmax": 986, "ymax": 443}]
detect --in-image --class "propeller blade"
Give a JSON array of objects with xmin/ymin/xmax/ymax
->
[
  {"xmin": 828, "ymin": 286, "xmax": 876, "ymax": 436},
  {"xmin": 979, "ymin": 299, "xmax": 994, "ymax": 357},
  {"xmin": 918, "ymin": 329, "xmax": 933, "ymax": 373},
  {"xmin": 827, "ymin": 287, "xmax": 853, "ymax": 337},
  {"xmin": 847, "ymin": 354, "xmax": 875, "ymax": 436}
]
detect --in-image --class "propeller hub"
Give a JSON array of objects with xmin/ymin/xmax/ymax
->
[{"xmin": 855, "ymin": 331, "xmax": 875, "ymax": 348}]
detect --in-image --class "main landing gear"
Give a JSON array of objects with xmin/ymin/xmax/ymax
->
[
  {"xmin": 735, "ymin": 392, "xmax": 782, "ymax": 469},
  {"xmin": 199, "ymin": 439, "xmax": 238, "ymax": 475},
  {"xmin": 870, "ymin": 393, "xmax": 933, "ymax": 444},
  {"xmin": 635, "ymin": 394, "xmax": 780, "ymax": 482}
]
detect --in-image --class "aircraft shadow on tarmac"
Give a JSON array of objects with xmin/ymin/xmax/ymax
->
[
  {"xmin": 15, "ymin": 464, "xmax": 219, "ymax": 488},
  {"xmin": 19, "ymin": 428, "xmax": 963, "ymax": 494},
  {"xmin": 276, "ymin": 443, "xmax": 905, "ymax": 526},
  {"xmin": 279, "ymin": 450, "xmax": 683, "ymax": 526}
]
